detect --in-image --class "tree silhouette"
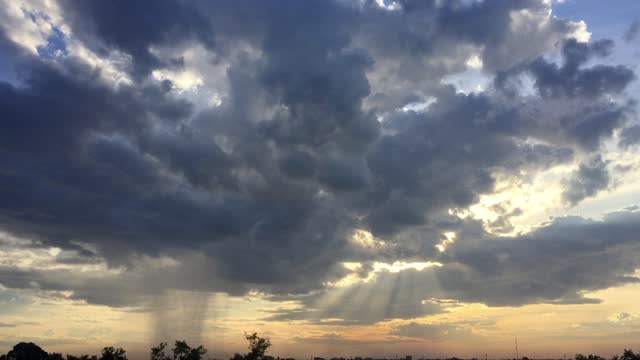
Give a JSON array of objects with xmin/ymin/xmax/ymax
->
[
  {"xmin": 66, "ymin": 355, "xmax": 97, "ymax": 360},
  {"xmin": 98, "ymin": 348, "xmax": 127, "ymax": 360},
  {"xmin": 575, "ymin": 354, "xmax": 608, "ymax": 360},
  {"xmin": 3, "ymin": 339, "xmax": 637, "ymax": 360},
  {"xmin": 150, "ymin": 341, "xmax": 205, "ymax": 360},
  {"xmin": 621, "ymin": 350, "xmax": 639, "ymax": 360},
  {"xmin": 231, "ymin": 333, "xmax": 271, "ymax": 360},
  {"xmin": 173, "ymin": 341, "xmax": 205, "ymax": 360},
  {"xmin": 150, "ymin": 342, "xmax": 171, "ymax": 360},
  {"xmin": 6, "ymin": 343, "xmax": 49, "ymax": 360}
]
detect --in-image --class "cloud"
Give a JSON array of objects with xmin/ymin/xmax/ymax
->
[
  {"xmin": 0, "ymin": 0, "xmax": 637, "ymax": 314},
  {"xmin": 264, "ymin": 207, "xmax": 640, "ymax": 321},
  {"xmin": 359, "ymin": 0, "xmax": 586, "ymax": 112},
  {"xmin": 624, "ymin": 20, "xmax": 640, "ymax": 43},
  {"xmin": 438, "ymin": 209, "xmax": 640, "ymax": 306},
  {"xmin": 263, "ymin": 269, "xmax": 445, "ymax": 324},
  {"xmin": 59, "ymin": 0, "xmax": 216, "ymax": 78},
  {"xmin": 496, "ymin": 38, "xmax": 635, "ymax": 101},
  {"xmin": 0, "ymin": 286, "xmax": 34, "ymax": 315},
  {"xmin": 619, "ymin": 125, "xmax": 640, "ymax": 149},
  {"xmin": 0, "ymin": 321, "xmax": 39, "ymax": 328},
  {"xmin": 562, "ymin": 155, "xmax": 610, "ymax": 206},
  {"xmin": 391, "ymin": 322, "xmax": 475, "ymax": 341}
]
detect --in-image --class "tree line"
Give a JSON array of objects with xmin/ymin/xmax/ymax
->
[
  {"xmin": 2, "ymin": 338, "xmax": 640, "ymax": 360},
  {"xmin": 0, "ymin": 333, "xmax": 271, "ymax": 360}
]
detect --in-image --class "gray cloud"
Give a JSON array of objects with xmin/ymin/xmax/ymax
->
[
  {"xmin": 263, "ymin": 208, "xmax": 640, "ymax": 323},
  {"xmin": 497, "ymin": 39, "xmax": 635, "ymax": 100},
  {"xmin": 359, "ymin": 0, "xmax": 582, "ymax": 111},
  {"xmin": 391, "ymin": 322, "xmax": 476, "ymax": 341},
  {"xmin": 619, "ymin": 125, "xmax": 640, "ymax": 148},
  {"xmin": 438, "ymin": 209, "xmax": 640, "ymax": 306},
  {"xmin": 60, "ymin": 0, "xmax": 217, "ymax": 78},
  {"xmin": 0, "ymin": 321, "xmax": 39, "ymax": 328},
  {"xmin": 624, "ymin": 20, "xmax": 640, "ymax": 43},
  {"xmin": 562, "ymin": 156, "xmax": 610, "ymax": 206}
]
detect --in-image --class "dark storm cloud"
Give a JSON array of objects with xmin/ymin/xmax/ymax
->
[
  {"xmin": 0, "ymin": 60, "xmax": 253, "ymax": 261},
  {"xmin": 60, "ymin": 0, "xmax": 216, "ymax": 78},
  {"xmin": 0, "ymin": 0, "xmax": 638, "ymax": 311}
]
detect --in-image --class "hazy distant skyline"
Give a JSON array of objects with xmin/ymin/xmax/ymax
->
[{"xmin": 1, "ymin": 0, "xmax": 640, "ymax": 358}]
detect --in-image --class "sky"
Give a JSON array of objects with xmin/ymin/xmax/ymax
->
[{"xmin": 0, "ymin": 0, "xmax": 640, "ymax": 358}]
